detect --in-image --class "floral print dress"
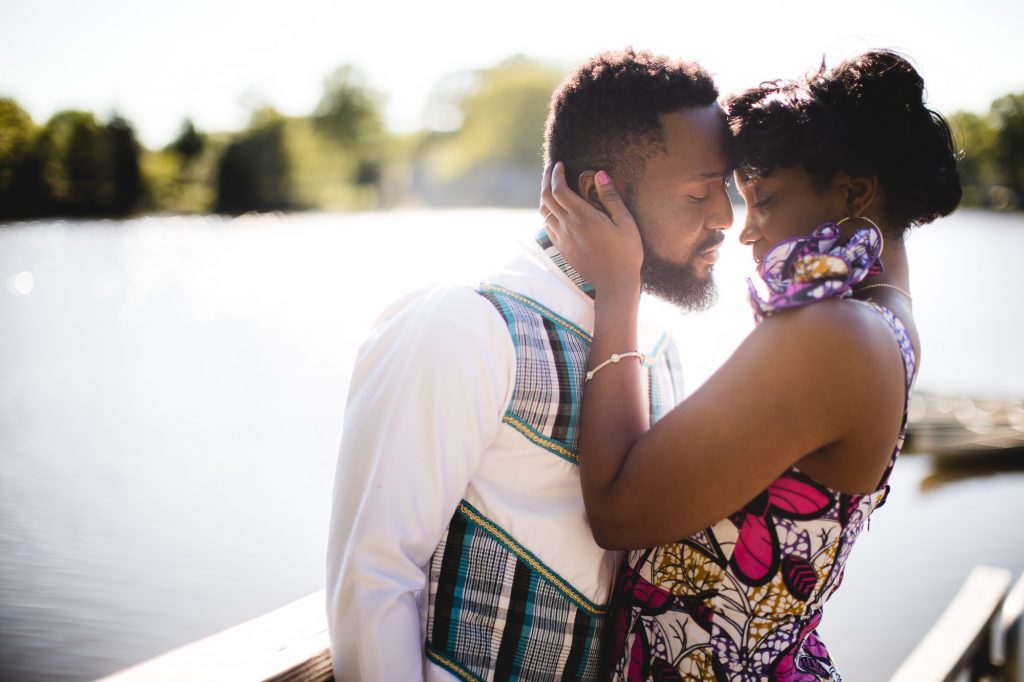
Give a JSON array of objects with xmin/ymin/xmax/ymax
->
[{"xmin": 609, "ymin": 224, "xmax": 917, "ymax": 681}]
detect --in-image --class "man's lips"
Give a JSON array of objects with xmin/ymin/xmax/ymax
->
[
  {"xmin": 698, "ymin": 233, "xmax": 725, "ymax": 255},
  {"xmin": 698, "ymin": 237, "xmax": 724, "ymax": 264}
]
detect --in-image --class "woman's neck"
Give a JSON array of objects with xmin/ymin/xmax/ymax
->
[
  {"xmin": 853, "ymin": 236, "xmax": 916, "ymax": 319},
  {"xmin": 873, "ymin": 238, "xmax": 910, "ymax": 291}
]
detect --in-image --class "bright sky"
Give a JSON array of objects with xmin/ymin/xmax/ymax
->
[{"xmin": 2, "ymin": 0, "xmax": 1022, "ymax": 148}]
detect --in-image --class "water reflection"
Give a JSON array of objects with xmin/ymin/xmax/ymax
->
[
  {"xmin": 916, "ymin": 450, "xmax": 1024, "ymax": 492},
  {"xmin": 904, "ymin": 392, "xmax": 1024, "ymax": 491}
]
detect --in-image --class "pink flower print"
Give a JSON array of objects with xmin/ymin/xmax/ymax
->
[
  {"xmin": 838, "ymin": 493, "xmax": 864, "ymax": 528},
  {"xmin": 626, "ymin": 624, "xmax": 649, "ymax": 681},
  {"xmin": 801, "ymin": 631, "xmax": 830, "ymax": 661},
  {"xmin": 770, "ymin": 612, "xmax": 835, "ymax": 682},
  {"xmin": 781, "ymin": 555, "xmax": 818, "ymax": 602},
  {"xmin": 609, "ymin": 568, "xmax": 639, "ymax": 665},
  {"xmin": 730, "ymin": 473, "xmax": 834, "ymax": 587},
  {"xmin": 614, "ymin": 566, "xmax": 685, "ymax": 678},
  {"xmin": 678, "ymin": 592, "xmax": 716, "ymax": 634},
  {"xmin": 773, "ymin": 653, "xmax": 822, "ymax": 682},
  {"xmin": 627, "ymin": 569, "xmax": 676, "ymax": 616},
  {"xmin": 648, "ymin": 656, "xmax": 685, "ymax": 681}
]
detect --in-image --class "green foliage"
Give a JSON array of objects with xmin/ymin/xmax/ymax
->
[
  {"xmin": 416, "ymin": 57, "xmax": 563, "ymax": 206},
  {"xmin": 314, "ymin": 66, "xmax": 384, "ymax": 152},
  {"xmin": 0, "ymin": 98, "xmax": 42, "ymax": 219},
  {"xmin": 107, "ymin": 116, "xmax": 145, "ymax": 214},
  {"xmin": 18, "ymin": 108, "xmax": 145, "ymax": 218},
  {"xmin": 457, "ymin": 57, "xmax": 561, "ymax": 170},
  {"xmin": 36, "ymin": 111, "xmax": 108, "ymax": 209},
  {"xmin": 950, "ymin": 111, "xmax": 998, "ymax": 207},
  {"xmin": 147, "ymin": 120, "xmax": 220, "ymax": 214},
  {"xmin": 169, "ymin": 119, "xmax": 205, "ymax": 165},
  {"xmin": 215, "ymin": 109, "xmax": 297, "ymax": 214},
  {"xmin": 287, "ymin": 117, "xmax": 360, "ymax": 209},
  {"xmin": 0, "ymin": 99, "xmax": 35, "ymax": 191},
  {"xmin": 140, "ymin": 148, "xmax": 185, "ymax": 210},
  {"xmin": 5, "ymin": 66, "xmax": 1020, "ymax": 220},
  {"xmin": 950, "ymin": 92, "xmax": 1024, "ymax": 209},
  {"xmin": 991, "ymin": 93, "xmax": 1024, "ymax": 200},
  {"xmin": 302, "ymin": 65, "xmax": 388, "ymax": 208}
]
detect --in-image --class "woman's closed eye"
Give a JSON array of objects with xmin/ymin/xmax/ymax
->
[{"xmin": 753, "ymin": 195, "xmax": 773, "ymax": 211}]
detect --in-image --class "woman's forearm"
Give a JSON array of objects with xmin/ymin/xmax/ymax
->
[{"xmin": 578, "ymin": 281, "xmax": 649, "ymax": 546}]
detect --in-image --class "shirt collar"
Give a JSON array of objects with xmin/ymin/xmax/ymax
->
[{"xmin": 535, "ymin": 229, "xmax": 596, "ymax": 300}]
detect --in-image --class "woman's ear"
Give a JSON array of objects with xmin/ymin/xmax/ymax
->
[
  {"xmin": 577, "ymin": 170, "xmax": 609, "ymax": 215},
  {"xmin": 844, "ymin": 174, "xmax": 880, "ymax": 219}
]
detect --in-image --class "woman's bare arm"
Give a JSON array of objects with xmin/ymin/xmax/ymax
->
[
  {"xmin": 542, "ymin": 163, "xmax": 903, "ymax": 550},
  {"xmin": 541, "ymin": 163, "xmax": 652, "ymax": 538}
]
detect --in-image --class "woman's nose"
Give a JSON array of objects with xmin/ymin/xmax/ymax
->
[{"xmin": 739, "ymin": 217, "xmax": 760, "ymax": 245}]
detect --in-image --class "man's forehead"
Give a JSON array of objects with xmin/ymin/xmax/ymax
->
[
  {"xmin": 659, "ymin": 104, "xmax": 726, "ymax": 134},
  {"xmin": 657, "ymin": 105, "xmax": 730, "ymax": 177}
]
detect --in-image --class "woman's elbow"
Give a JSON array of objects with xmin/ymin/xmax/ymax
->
[
  {"xmin": 586, "ymin": 510, "xmax": 635, "ymax": 551},
  {"xmin": 586, "ymin": 504, "xmax": 705, "ymax": 551}
]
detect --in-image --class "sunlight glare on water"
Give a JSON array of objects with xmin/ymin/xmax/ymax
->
[{"xmin": 7, "ymin": 271, "xmax": 34, "ymax": 296}]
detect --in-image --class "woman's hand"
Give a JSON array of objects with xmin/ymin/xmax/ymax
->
[{"xmin": 540, "ymin": 161, "xmax": 644, "ymax": 296}]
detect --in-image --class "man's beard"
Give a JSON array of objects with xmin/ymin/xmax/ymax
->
[
  {"xmin": 639, "ymin": 233, "xmax": 721, "ymax": 312},
  {"xmin": 620, "ymin": 187, "xmax": 721, "ymax": 312}
]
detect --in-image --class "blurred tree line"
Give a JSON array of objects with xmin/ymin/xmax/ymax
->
[
  {"xmin": 1, "ymin": 60, "xmax": 1021, "ymax": 222},
  {"xmin": 0, "ymin": 100, "xmax": 145, "ymax": 220},
  {"xmin": 950, "ymin": 92, "xmax": 1024, "ymax": 210}
]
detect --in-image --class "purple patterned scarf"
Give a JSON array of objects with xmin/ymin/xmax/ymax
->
[{"xmin": 748, "ymin": 223, "xmax": 883, "ymax": 323}]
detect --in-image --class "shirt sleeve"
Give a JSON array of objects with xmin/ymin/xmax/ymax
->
[{"xmin": 326, "ymin": 285, "xmax": 514, "ymax": 681}]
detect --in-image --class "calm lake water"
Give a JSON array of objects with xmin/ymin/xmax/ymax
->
[{"xmin": 1, "ymin": 208, "xmax": 1022, "ymax": 681}]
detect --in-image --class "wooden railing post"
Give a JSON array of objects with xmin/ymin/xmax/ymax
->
[
  {"xmin": 891, "ymin": 566, "xmax": 1012, "ymax": 682},
  {"xmin": 998, "ymin": 572, "xmax": 1024, "ymax": 682}
]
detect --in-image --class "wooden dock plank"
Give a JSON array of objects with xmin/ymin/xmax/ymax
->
[{"xmin": 98, "ymin": 590, "xmax": 332, "ymax": 682}]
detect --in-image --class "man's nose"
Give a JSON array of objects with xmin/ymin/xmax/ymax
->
[{"xmin": 709, "ymin": 186, "xmax": 733, "ymax": 232}]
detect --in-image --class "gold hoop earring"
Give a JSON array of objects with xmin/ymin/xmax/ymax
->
[{"xmin": 837, "ymin": 216, "xmax": 883, "ymax": 255}]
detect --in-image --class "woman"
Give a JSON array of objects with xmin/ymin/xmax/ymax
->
[{"xmin": 540, "ymin": 50, "xmax": 961, "ymax": 680}]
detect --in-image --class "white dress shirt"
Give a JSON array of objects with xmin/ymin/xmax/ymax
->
[{"xmin": 326, "ymin": 237, "xmax": 681, "ymax": 681}]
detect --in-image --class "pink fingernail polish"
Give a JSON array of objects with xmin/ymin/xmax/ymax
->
[{"xmin": 596, "ymin": 170, "xmax": 611, "ymax": 186}]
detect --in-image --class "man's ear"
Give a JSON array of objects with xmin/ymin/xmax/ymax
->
[{"xmin": 577, "ymin": 170, "xmax": 611, "ymax": 216}]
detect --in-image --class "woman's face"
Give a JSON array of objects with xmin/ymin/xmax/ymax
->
[{"xmin": 735, "ymin": 166, "xmax": 849, "ymax": 265}]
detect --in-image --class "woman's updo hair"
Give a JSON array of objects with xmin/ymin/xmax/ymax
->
[{"xmin": 726, "ymin": 50, "xmax": 962, "ymax": 235}]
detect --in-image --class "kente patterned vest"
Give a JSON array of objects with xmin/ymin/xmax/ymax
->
[{"xmin": 424, "ymin": 282, "xmax": 682, "ymax": 682}]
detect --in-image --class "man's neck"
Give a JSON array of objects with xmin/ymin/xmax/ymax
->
[{"xmin": 536, "ymin": 229, "xmax": 596, "ymax": 300}]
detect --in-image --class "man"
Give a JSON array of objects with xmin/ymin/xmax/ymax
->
[{"xmin": 326, "ymin": 48, "xmax": 733, "ymax": 681}]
